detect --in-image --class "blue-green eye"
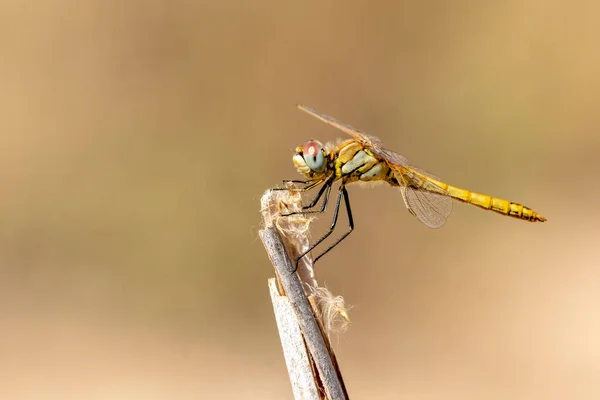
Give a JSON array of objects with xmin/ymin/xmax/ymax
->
[{"xmin": 302, "ymin": 140, "xmax": 326, "ymax": 172}]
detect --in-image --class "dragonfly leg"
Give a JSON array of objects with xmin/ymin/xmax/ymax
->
[
  {"xmin": 293, "ymin": 185, "xmax": 351, "ymax": 272},
  {"xmin": 272, "ymin": 178, "xmax": 325, "ymax": 193},
  {"xmin": 313, "ymin": 187, "xmax": 354, "ymax": 265},
  {"xmin": 281, "ymin": 177, "xmax": 334, "ymax": 217},
  {"xmin": 282, "ymin": 179, "xmax": 308, "ymax": 184}
]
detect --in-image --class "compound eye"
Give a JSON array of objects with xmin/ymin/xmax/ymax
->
[{"xmin": 302, "ymin": 140, "xmax": 326, "ymax": 172}]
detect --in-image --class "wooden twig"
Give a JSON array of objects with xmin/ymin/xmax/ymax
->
[{"xmin": 260, "ymin": 226, "xmax": 347, "ymax": 400}]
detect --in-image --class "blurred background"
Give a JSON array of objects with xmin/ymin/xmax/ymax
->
[{"xmin": 1, "ymin": 1, "xmax": 599, "ymax": 398}]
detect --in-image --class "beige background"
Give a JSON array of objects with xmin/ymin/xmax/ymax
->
[{"xmin": 1, "ymin": 1, "xmax": 599, "ymax": 399}]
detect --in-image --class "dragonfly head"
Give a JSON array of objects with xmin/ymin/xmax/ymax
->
[{"xmin": 293, "ymin": 140, "xmax": 328, "ymax": 178}]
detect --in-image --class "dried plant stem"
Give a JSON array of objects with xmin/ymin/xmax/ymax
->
[
  {"xmin": 268, "ymin": 278, "xmax": 320, "ymax": 399},
  {"xmin": 260, "ymin": 226, "xmax": 347, "ymax": 400}
]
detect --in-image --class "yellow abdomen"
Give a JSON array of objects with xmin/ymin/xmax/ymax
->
[{"xmin": 433, "ymin": 178, "xmax": 546, "ymax": 222}]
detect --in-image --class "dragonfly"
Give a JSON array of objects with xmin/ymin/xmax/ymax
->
[{"xmin": 279, "ymin": 104, "xmax": 546, "ymax": 271}]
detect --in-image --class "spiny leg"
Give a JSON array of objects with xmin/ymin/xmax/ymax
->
[
  {"xmin": 272, "ymin": 178, "xmax": 325, "ymax": 193},
  {"xmin": 302, "ymin": 176, "xmax": 334, "ymax": 209},
  {"xmin": 282, "ymin": 177, "xmax": 334, "ymax": 217},
  {"xmin": 292, "ymin": 185, "xmax": 349, "ymax": 273},
  {"xmin": 313, "ymin": 187, "xmax": 354, "ymax": 264}
]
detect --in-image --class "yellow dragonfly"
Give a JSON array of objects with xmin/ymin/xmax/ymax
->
[{"xmin": 280, "ymin": 104, "xmax": 546, "ymax": 269}]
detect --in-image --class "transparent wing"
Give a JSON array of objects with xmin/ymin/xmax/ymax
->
[
  {"xmin": 361, "ymin": 145, "xmax": 453, "ymax": 227},
  {"xmin": 368, "ymin": 147, "xmax": 412, "ymax": 168},
  {"xmin": 378, "ymin": 148, "xmax": 453, "ymax": 228},
  {"xmin": 392, "ymin": 164, "xmax": 453, "ymax": 228},
  {"xmin": 297, "ymin": 105, "xmax": 414, "ymax": 167},
  {"xmin": 297, "ymin": 104, "xmax": 384, "ymax": 149}
]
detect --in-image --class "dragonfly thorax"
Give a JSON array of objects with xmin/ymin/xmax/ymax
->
[{"xmin": 292, "ymin": 138, "xmax": 392, "ymax": 186}]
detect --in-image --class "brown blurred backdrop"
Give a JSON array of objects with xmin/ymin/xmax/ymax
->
[{"xmin": 1, "ymin": 1, "xmax": 599, "ymax": 399}]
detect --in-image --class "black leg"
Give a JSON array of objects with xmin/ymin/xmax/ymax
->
[
  {"xmin": 272, "ymin": 178, "xmax": 325, "ymax": 193},
  {"xmin": 292, "ymin": 185, "xmax": 352, "ymax": 272},
  {"xmin": 313, "ymin": 187, "xmax": 354, "ymax": 264},
  {"xmin": 281, "ymin": 177, "xmax": 334, "ymax": 217},
  {"xmin": 303, "ymin": 177, "xmax": 333, "ymax": 209}
]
